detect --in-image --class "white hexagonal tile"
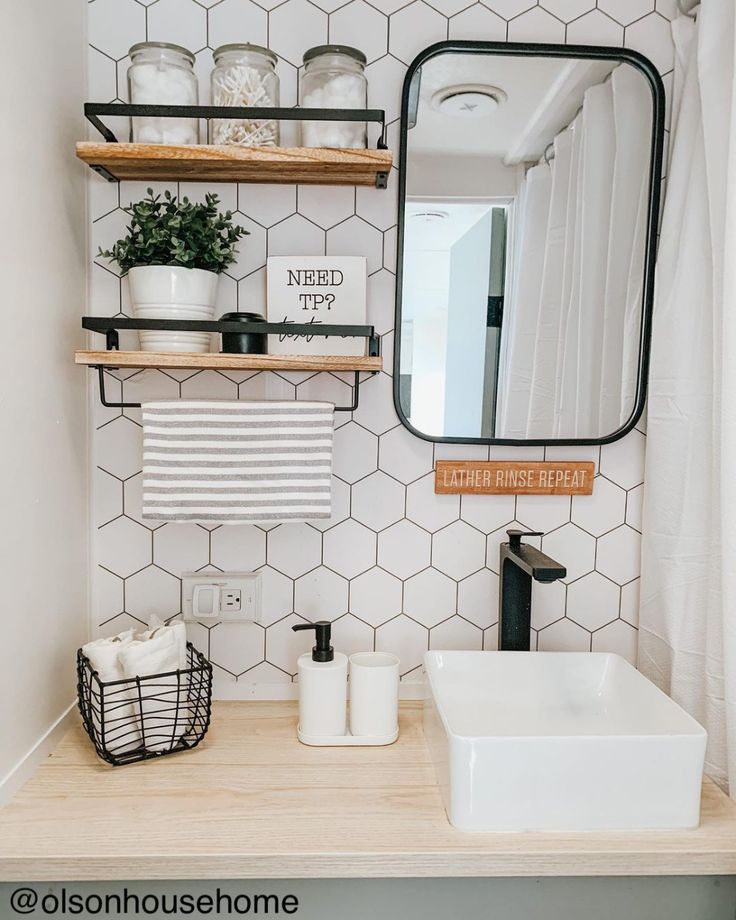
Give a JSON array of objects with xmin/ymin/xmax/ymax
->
[
  {"xmin": 350, "ymin": 567, "xmax": 402, "ymax": 626},
  {"xmin": 226, "ymin": 215, "xmax": 267, "ymax": 280},
  {"xmin": 599, "ymin": 0, "xmax": 654, "ymax": 25},
  {"xmin": 540, "ymin": 0, "xmax": 595, "ymax": 20},
  {"xmin": 238, "ymin": 372, "xmax": 296, "ymax": 400},
  {"xmin": 378, "ymin": 520, "xmax": 431, "ymax": 579},
  {"xmin": 89, "ymin": 47, "xmax": 117, "ymax": 104},
  {"xmin": 258, "ymin": 565, "xmax": 295, "ymax": 626},
  {"xmin": 389, "ymin": 2, "xmax": 447, "ymax": 65},
  {"xmin": 571, "ymin": 476, "xmax": 626, "ymax": 537},
  {"xmin": 267, "ymin": 613, "xmax": 315, "ymax": 675},
  {"xmin": 507, "ymin": 6, "xmax": 565, "ymax": 42},
  {"xmin": 457, "ymin": 568, "xmax": 498, "ymax": 629},
  {"xmin": 210, "ymin": 622, "xmax": 264, "ymax": 676},
  {"xmin": 566, "ymin": 8, "xmax": 624, "ymax": 44},
  {"xmin": 480, "ymin": 0, "xmax": 534, "ymax": 17},
  {"xmin": 324, "ymin": 519, "xmax": 376, "ymax": 577},
  {"xmin": 365, "ymin": 55, "xmax": 406, "ymax": 125},
  {"xmin": 332, "ymin": 613, "xmax": 374, "ymax": 657},
  {"xmin": 270, "ymin": 0, "xmax": 328, "ymax": 66},
  {"xmin": 148, "ymin": 0, "xmax": 207, "ymax": 52},
  {"xmin": 531, "ymin": 579, "xmax": 566, "ymax": 632},
  {"xmin": 404, "ymin": 568, "xmax": 456, "ymax": 627},
  {"xmin": 122, "ymin": 473, "xmax": 157, "ymax": 530},
  {"xmin": 297, "ymin": 185, "xmax": 355, "ymax": 229},
  {"xmin": 625, "ymin": 11, "xmax": 674, "ymax": 75},
  {"xmin": 295, "ymin": 566, "xmax": 349, "ymax": 620},
  {"xmin": 125, "ymin": 564, "xmax": 180, "ymax": 620},
  {"xmin": 155, "ymin": 523, "xmax": 210, "ymax": 575},
  {"xmin": 383, "ymin": 224, "xmax": 398, "ymax": 273},
  {"xmin": 352, "ymin": 471, "xmax": 405, "ymax": 531},
  {"xmin": 330, "ymin": 1, "xmax": 388, "ymax": 63},
  {"xmin": 433, "ymin": 521, "xmax": 486, "ymax": 580},
  {"xmin": 268, "ymin": 523, "xmax": 322, "ymax": 577},
  {"xmin": 268, "ymin": 213, "xmax": 326, "ymax": 257},
  {"xmin": 459, "ymin": 493, "xmax": 515, "ymax": 534},
  {"xmin": 96, "ymin": 568, "xmax": 125, "ymax": 624},
  {"xmin": 375, "ymin": 615, "xmax": 428, "ymax": 675},
  {"xmin": 89, "ymin": 0, "xmax": 145, "ymax": 59},
  {"xmin": 516, "ymin": 494, "xmax": 571, "ymax": 535},
  {"xmin": 326, "ymin": 216, "xmax": 383, "ymax": 274},
  {"xmin": 96, "ymin": 416, "xmax": 143, "ymax": 480},
  {"xmin": 655, "ymin": 0, "xmax": 677, "ymax": 17},
  {"xmin": 356, "ymin": 182, "xmax": 398, "ymax": 233},
  {"xmin": 366, "ymin": 269, "xmax": 396, "ymax": 336},
  {"xmin": 333, "ymin": 422, "xmax": 378, "ymax": 483},
  {"xmin": 295, "ymin": 372, "xmax": 353, "ymax": 422},
  {"xmin": 237, "ymin": 267, "xmax": 266, "ymax": 314},
  {"xmin": 379, "ymin": 425, "xmax": 433, "ymax": 484},
  {"xmin": 430, "ymin": 616, "xmax": 483, "ymax": 651},
  {"xmin": 537, "ymin": 617, "xmax": 591, "ymax": 652},
  {"xmin": 406, "ymin": 472, "xmax": 459, "ymax": 533},
  {"xmin": 98, "ymin": 516, "xmax": 151, "ymax": 577},
  {"xmin": 210, "ymin": 525, "xmax": 267, "ymax": 571},
  {"xmin": 483, "ymin": 624, "xmax": 499, "ymax": 651},
  {"xmin": 98, "ymin": 612, "xmax": 143, "ymax": 637},
  {"xmin": 626, "ymin": 484, "xmax": 643, "ymax": 533},
  {"xmin": 600, "ymin": 430, "xmax": 645, "ymax": 490},
  {"xmin": 449, "ymin": 4, "xmax": 507, "ymax": 39},
  {"xmin": 567, "ymin": 572, "xmax": 620, "ymax": 632},
  {"xmin": 542, "ymin": 523, "xmax": 595, "ymax": 585},
  {"xmin": 597, "ymin": 525, "xmax": 642, "ymax": 586},
  {"xmin": 366, "ymin": 0, "xmax": 412, "ymax": 12},
  {"xmin": 592, "ymin": 618, "xmax": 638, "ymax": 664},
  {"xmin": 353, "ymin": 373, "xmax": 399, "ymax": 435},
  {"xmin": 239, "ymin": 184, "xmax": 296, "ymax": 228},
  {"xmin": 621, "ymin": 578, "xmax": 640, "ymax": 627},
  {"xmin": 207, "ymin": 0, "xmax": 268, "ymax": 51},
  {"xmin": 96, "ymin": 468, "xmax": 123, "ymax": 528}
]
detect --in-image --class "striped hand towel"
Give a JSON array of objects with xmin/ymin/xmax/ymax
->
[{"xmin": 141, "ymin": 400, "xmax": 334, "ymax": 524}]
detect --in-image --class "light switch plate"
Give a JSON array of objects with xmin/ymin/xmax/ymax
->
[{"xmin": 182, "ymin": 572, "xmax": 261, "ymax": 624}]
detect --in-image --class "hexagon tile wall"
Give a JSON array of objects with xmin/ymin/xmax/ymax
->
[{"xmin": 88, "ymin": 0, "xmax": 673, "ymax": 698}]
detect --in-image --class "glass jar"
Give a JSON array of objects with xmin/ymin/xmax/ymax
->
[
  {"xmin": 127, "ymin": 42, "xmax": 199, "ymax": 145},
  {"xmin": 210, "ymin": 44, "xmax": 280, "ymax": 146},
  {"xmin": 300, "ymin": 45, "xmax": 368, "ymax": 149}
]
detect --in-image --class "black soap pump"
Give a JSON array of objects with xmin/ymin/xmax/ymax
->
[{"xmin": 292, "ymin": 620, "xmax": 348, "ymax": 741}]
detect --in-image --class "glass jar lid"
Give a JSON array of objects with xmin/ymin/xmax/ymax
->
[
  {"xmin": 213, "ymin": 43, "xmax": 278, "ymax": 66},
  {"xmin": 129, "ymin": 41, "xmax": 196, "ymax": 65},
  {"xmin": 303, "ymin": 45, "xmax": 367, "ymax": 66}
]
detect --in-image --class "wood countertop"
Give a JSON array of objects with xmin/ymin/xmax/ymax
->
[{"xmin": 1, "ymin": 702, "xmax": 736, "ymax": 882}]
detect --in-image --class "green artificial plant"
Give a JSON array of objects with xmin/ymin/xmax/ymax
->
[{"xmin": 98, "ymin": 188, "xmax": 248, "ymax": 275}]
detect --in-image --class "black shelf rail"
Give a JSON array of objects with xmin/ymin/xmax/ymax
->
[
  {"xmin": 84, "ymin": 102, "xmax": 390, "ymax": 188},
  {"xmin": 82, "ymin": 316, "xmax": 380, "ymax": 413}
]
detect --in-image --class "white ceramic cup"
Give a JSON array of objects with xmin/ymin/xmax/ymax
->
[{"xmin": 349, "ymin": 652, "xmax": 400, "ymax": 739}]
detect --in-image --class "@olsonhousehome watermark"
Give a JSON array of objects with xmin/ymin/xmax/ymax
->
[{"xmin": 9, "ymin": 887, "xmax": 300, "ymax": 915}]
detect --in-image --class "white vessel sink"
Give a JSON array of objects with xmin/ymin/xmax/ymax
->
[{"xmin": 423, "ymin": 651, "xmax": 707, "ymax": 832}]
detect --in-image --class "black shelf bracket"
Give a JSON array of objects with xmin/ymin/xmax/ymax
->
[
  {"xmin": 84, "ymin": 102, "xmax": 389, "ymax": 187},
  {"xmin": 85, "ymin": 316, "xmax": 379, "ymax": 414}
]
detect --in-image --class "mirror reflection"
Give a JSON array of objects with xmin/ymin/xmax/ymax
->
[{"xmin": 397, "ymin": 48, "xmax": 658, "ymax": 442}]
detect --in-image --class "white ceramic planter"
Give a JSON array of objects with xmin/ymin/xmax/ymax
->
[{"xmin": 128, "ymin": 265, "xmax": 219, "ymax": 353}]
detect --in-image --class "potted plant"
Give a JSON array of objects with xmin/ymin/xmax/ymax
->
[{"xmin": 99, "ymin": 189, "xmax": 248, "ymax": 353}]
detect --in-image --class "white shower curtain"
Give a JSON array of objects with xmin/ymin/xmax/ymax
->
[
  {"xmin": 497, "ymin": 65, "xmax": 650, "ymax": 440},
  {"xmin": 639, "ymin": 2, "xmax": 736, "ymax": 794}
]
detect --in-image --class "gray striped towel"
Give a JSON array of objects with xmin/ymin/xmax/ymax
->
[{"xmin": 141, "ymin": 400, "xmax": 334, "ymax": 524}]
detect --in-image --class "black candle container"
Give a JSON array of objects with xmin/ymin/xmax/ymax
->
[{"xmin": 219, "ymin": 312, "xmax": 268, "ymax": 354}]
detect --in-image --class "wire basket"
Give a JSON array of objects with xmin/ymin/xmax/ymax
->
[{"xmin": 77, "ymin": 642, "xmax": 213, "ymax": 766}]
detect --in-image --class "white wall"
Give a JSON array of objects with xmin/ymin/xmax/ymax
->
[{"xmin": 0, "ymin": 0, "xmax": 88, "ymax": 792}]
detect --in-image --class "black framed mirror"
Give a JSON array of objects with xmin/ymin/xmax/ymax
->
[{"xmin": 394, "ymin": 41, "xmax": 665, "ymax": 446}]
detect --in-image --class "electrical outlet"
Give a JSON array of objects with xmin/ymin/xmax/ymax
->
[{"xmin": 182, "ymin": 573, "xmax": 260, "ymax": 624}]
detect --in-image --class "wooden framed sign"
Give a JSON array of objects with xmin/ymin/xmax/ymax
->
[
  {"xmin": 435, "ymin": 461, "xmax": 595, "ymax": 496},
  {"xmin": 266, "ymin": 256, "xmax": 367, "ymax": 357}
]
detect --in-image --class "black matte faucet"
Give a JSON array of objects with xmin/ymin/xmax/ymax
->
[{"xmin": 498, "ymin": 529, "xmax": 567, "ymax": 651}]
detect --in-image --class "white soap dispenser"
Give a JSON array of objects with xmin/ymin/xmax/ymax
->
[{"xmin": 292, "ymin": 620, "xmax": 347, "ymax": 743}]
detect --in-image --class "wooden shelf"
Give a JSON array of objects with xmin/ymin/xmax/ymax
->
[
  {"xmin": 75, "ymin": 350, "xmax": 383, "ymax": 373},
  {"xmin": 76, "ymin": 142, "xmax": 393, "ymax": 187}
]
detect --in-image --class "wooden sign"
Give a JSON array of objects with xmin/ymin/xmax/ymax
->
[
  {"xmin": 435, "ymin": 461, "xmax": 595, "ymax": 496},
  {"xmin": 266, "ymin": 256, "xmax": 367, "ymax": 357}
]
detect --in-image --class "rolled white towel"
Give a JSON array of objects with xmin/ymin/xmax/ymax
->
[
  {"xmin": 118, "ymin": 626, "xmax": 189, "ymax": 753},
  {"xmin": 82, "ymin": 629, "xmax": 140, "ymax": 752}
]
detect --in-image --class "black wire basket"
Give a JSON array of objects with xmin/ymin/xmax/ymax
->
[{"xmin": 77, "ymin": 642, "xmax": 213, "ymax": 766}]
